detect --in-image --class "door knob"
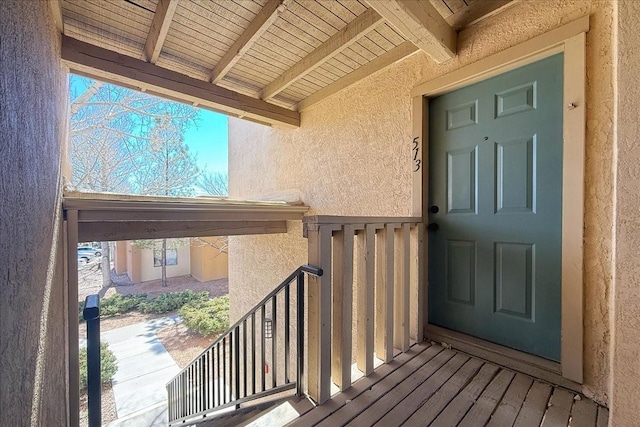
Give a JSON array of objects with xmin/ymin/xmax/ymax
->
[
  {"xmin": 427, "ymin": 223, "xmax": 439, "ymax": 232},
  {"xmin": 429, "ymin": 205, "xmax": 439, "ymax": 213}
]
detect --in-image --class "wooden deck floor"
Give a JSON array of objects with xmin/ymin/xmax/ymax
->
[{"xmin": 288, "ymin": 342, "xmax": 608, "ymax": 427}]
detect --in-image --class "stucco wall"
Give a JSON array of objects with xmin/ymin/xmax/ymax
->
[
  {"xmin": 125, "ymin": 242, "xmax": 191, "ymax": 283},
  {"xmin": 611, "ymin": 1, "xmax": 640, "ymax": 424},
  {"xmin": 190, "ymin": 238, "xmax": 229, "ymax": 282},
  {"xmin": 229, "ymin": 0, "xmax": 615, "ymax": 405},
  {"xmin": 0, "ymin": 1, "xmax": 69, "ymax": 425},
  {"xmin": 114, "ymin": 240, "xmax": 128, "ymax": 275}
]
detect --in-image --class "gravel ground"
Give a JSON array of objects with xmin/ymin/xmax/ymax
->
[
  {"xmin": 156, "ymin": 323, "xmax": 217, "ymax": 368},
  {"xmin": 79, "ymin": 383, "xmax": 116, "ymax": 426}
]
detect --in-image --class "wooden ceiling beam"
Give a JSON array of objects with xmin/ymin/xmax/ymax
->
[
  {"xmin": 364, "ymin": 0, "xmax": 456, "ymax": 63},
  {"xmin": 211, "ymin": 0, "xmax": 291, "ymax": 84},
  {"xmin": 143, "ymin": 0, "xmax": 179, "ymax": 63},
  {"xmin": 445, "ymin": 0, "xmax": 514, "ymax": 30},
  {"xmin": 261, "ymin": 8, "xmax": 385, "ymax": 101},
  {"xmin": 62, "ymin": 36, "xmax": 300, "ymax": 128},
  {"xmin": 50, "ymin": 0, "xmax": 64, "ymax": 33},
  {"xmin": 297, "ymin": 42, "xmax": 419, "ymax": 111}
]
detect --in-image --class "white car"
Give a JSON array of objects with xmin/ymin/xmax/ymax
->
[{"xmin": 77, "ymin": 247, "xmax": 101, "ymax": 262}]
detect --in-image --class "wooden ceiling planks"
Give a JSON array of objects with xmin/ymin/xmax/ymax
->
[
  {"xmin": 430, "ymin": 0, "xmax": 454, "ymax": 18},
  {"xmin": 261, "ymin": 7, "xmax": 384, "ymax": 100},
  {"xmin": 63, "ymin": 18, "xmax": 144, "ymax": 60},
  {"xmin": 59, "ymin": 0, "xmax": 512, "ymax": 126},
  {"xmin": 63, "ymin": 0, "xmax": 151, "ymax": 51},
  {"xmin": 210, "ymin": 0, "xmax": 290, "ymax": 84}
]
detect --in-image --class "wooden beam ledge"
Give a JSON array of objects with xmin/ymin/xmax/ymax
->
[
  {"xmin": 77, "ymin": 220, "xmax": 288, "ymax": 242},
  {"xmin": 61, "ymin": 36, "xmax": 300, "ymax": 128}
]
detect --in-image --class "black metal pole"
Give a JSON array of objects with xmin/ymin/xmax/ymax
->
[
  {"xmin": 83, "ymin": 294, "xmax": 101, "ymax": 427},
  {"xmin": 296, "ymin": 273, "xmax": 304, "ymax": 397}
]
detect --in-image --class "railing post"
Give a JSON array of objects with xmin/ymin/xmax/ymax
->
[
  {"xmin": 306, "ymin": 225, "xmax": 332, "ymax": 404},
  {"xmin": 83, "ymin": 294, "xmax": 101, "ymax": 427},
  {"xmin": 296, "ymin": 272, "xmax": 305, "ymax": 397}
]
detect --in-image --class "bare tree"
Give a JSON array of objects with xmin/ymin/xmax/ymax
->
[
  {"xmin": 198, "ymin": 171, "xmax": 229, "ymax": 196},
  {"xmin": 132, "ymin": 114, "xmax": 200, "ymax": 286},
  {"xmin": 69, "ymin": 75, "xmax": 200, "ymax": 288},
  {"xmin": 192, "ymin": 236, "xmax": 228, "ymax": 254}
]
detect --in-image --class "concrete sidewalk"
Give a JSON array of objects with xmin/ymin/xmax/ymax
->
[{"xmin": 101, "ymin": 315, "xmax": 182, "ymax": 426}]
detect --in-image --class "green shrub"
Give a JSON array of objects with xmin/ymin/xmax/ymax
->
[
  {"xmin": 78, "ymin": 294, "xmax": 147, "ymax": 322},
  {"xmin": 78, "ymin": 290, "xmax": 211, "ymax": 322},
  {"xmin": 139, "ymin": 290, "xmax": 209, "ymax": 314},
  {"xmin": 79, "ymin": 342, "xmax": 118, "ymax": 390},
  {"xmin": 100, "ymin": 294, "xmax": 147, "ymax": 317},
  {"xmin": 179, "ymin": 295, "xmax": 230, "ymax": 337}
]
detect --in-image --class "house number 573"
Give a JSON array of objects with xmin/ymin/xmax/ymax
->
[{"xmin": 412, "ymin": 137, "xmax": 421, "ymax": 172}]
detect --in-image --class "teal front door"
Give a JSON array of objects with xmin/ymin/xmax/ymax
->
[{"xmin": 428, "ymin": 54, "xmax": 563, "ymax": 361}]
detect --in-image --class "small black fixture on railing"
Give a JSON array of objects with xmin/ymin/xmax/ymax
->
[
  {"xmin": 83, "ymin": 294, "xmax": 101, "ymax": 427},
  {"xmin": 166, "ymin": 265, "xmax": 323, "ymax": 425}
]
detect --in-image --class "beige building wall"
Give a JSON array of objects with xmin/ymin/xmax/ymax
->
[
  {"xmin": 229, "ymin": 0, "xmax": 616, "ymax": 407},
  {"xmin": 190, "ymin": 237, "xmax": 229, "ymax": 282},
  {"xmin": 124, "ymin": 241, "xmax": 190, "ymax": 283},
  {"xmin": 611, "ymin": 1, "xmax": 640, "ymax": 424},
  {"xmin": 114, "ymin": 240, "xmax": 127, "ymax": 275},
  {"xmin": 0, "ymin": 1, "xmax": 69, "ymax": 425},
  {"xmin": 126, "ymin": 241, "xmax": 142, "ymax": 284}
]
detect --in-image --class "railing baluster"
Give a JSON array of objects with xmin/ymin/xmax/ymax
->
[
  {"xmin": 234, "ymin": 326, "xmax": 240, "ymax": 406},
  {"xmin": 230, "ymin": 332, "xmax": 235, "ymax": 403},
  {"xmin": 222, "ymin": 337, "xmax": 227, "ymax": 403},
  {"xmin": 207, "ymin": 349, "xmax": 211, "ymax": 409},
  {"xmin": 296, "ymin": 272, "xmax": 305, "ymax": 397},
  {"xmin": 243, "ymin": 320, "xmax": 247, "ymax": 398},
  {"xmin": 394, "ymin": 223, "xmax": 411, "ymax": 351},
  {"xmin": 272, "ymin": 296, "xmax": 277, "ymax": 388},
  {"xmin": 285, "ymin": 284, "xmax": 290, "ymax": 384},
  {"xmin": 216, "ymin": 344, "xmax": 220, "ymax": 407},
  {"xmin": 261, "ymin": 304, "xmax": 266, "ymax": 392},
  {"xmin": 187, "ymin": 366, "xmax": 191, "ymax": 416},
  {"xmin": 201, "ymin": 355, "xmax": 206, "ymax": 412},
  {"xmin": 194, "ymin": 359, "xmax": 198, "ymax": 414},
  {"xmin": 332, "ymin": 225, "xmax": 354, "ymax": 391},
  {"xmin": 356, "ymin": 224, "xmax": 376, "ymax": 376},
  {"xmin": 251, "ymin": 312, "xmax": 256, "ymax": 395}
]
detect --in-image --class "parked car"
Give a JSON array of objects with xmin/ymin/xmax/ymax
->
[{"xmin": 77, "ymin": 246, "xmax": 101, "ymax": 260}]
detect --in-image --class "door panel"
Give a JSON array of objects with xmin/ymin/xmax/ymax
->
[
  {"xmin": 428, "ymin": 54, "xmax": 563, "ymax": 361},
  {"xmin": 447, "ymin": 146, "xmax": 477, "ymax": 214},
  {"xmin": 446, "ymin": 240, "xmax": 476, "ymax": 305}
]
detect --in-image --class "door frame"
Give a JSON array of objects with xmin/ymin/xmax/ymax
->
[{"xmin": 411, "ymin": 16, "xmax": 588, "ymax": 385}]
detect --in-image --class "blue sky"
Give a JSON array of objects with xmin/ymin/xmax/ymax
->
[
  {"xmin": 69, "ymin": 75, "xmax": 228, "ymax": 175},
  {"xmin": 184, "ymin": 109, "xmax": 228, "ymax": 174}
]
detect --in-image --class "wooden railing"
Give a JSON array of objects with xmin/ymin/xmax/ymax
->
[{"xmin": 303, "ymin": 216, "xmax": 425, "ymax": 404}]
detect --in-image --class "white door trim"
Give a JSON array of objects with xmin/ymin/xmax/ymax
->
[{"xmin": 411, "ymin": 16, "xmax": 588, "ymax": 384}]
